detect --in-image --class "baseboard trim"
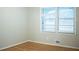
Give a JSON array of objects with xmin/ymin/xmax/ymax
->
[
  {"xmin": 0, "ymin": 40, "xmax": 29, "ymax": 50},
  {"xmin": 0, "ymin": 40, "xmax": 79, "ymax": 50},
  {"xmin": 29, "ymin": 40, "xmax": 79, "ymax": 50}
]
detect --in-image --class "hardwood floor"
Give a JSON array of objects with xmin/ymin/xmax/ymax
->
[{"xmin": 1, "ymin": 41, "xmax": 79, "ymax": 51}]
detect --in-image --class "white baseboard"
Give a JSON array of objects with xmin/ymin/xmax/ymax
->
[
  {"xmin": 0, "ymin": 40, "xmax": 79, "ymax": 50},
  {"xmin": 29, "ymin": 40, "xmax": 79, "ymax": 49},
  {"xmin": 0, "ymin": 40, "xmax": 29, "ymax": 50}
]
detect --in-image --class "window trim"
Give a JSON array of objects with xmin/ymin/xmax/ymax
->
[{"xmin": 40, "ymin": 7, "xmax": 76, "ymax": 34}]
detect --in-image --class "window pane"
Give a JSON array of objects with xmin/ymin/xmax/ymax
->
[
  {"xmin": 44, "ymin": 29, "xmax": 55, "ymax": 32},
  {"xmin": 43, "ymin": 25, "xmax": 55, "ymax": 32},
  {"xmin": 41, "ymin": 7, "xmax": 56, "ymax": 32},
  {"xmin": 43, "ymin": 28, "xmax": 55, "ymax": 32},
  {"xmin": 44, "ymin": 25, "xmax": 55, "ymax": 29},
  {"xmin": 44, "ymin": 19, "xmax": 56, "ymax": 25},
  {"xmin": 59, "ymin": 26, "xmax": 74, "ymax": 32},
  {"xmin": 59, "ymin": 19, "xmax": 74, "ymax": 26},
  {"xmin": 42, "ymin": 7, "xmax": 57, "ymax": 18},
  {"xmin": 59, "ymin": 8, "xmax": 74, "ymax": 18}
]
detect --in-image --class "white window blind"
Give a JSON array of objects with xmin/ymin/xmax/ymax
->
[
  {"xmin": 41, "ymin": 7, "xmax": 75, "ymax": 33},
  {"xmin": 41, "ymin": 7, "xmax": 57, "ymax": 32}
]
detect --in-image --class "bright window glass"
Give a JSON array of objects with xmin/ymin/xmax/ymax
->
[{"xmin": 41, "ymin": 7, "xmax": 75, "ymax": 33}]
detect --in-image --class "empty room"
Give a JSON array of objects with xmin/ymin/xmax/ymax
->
[{"xmin": 0, "ymin": 7, "xmax": 79, "ymax": 51}]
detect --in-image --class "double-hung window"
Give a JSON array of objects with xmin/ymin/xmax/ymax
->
[{"xmin": 41, "ymin": 7, "xmax": 75, "ymax": 33}]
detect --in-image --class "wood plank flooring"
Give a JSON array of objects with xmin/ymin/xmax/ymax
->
[{"xmin": 1, "ymin": 41, "xmax": 79, "ymax": 51}]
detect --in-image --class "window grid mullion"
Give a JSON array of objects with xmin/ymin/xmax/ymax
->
[
  {"xmin": 42, "ymin": 9, "xmax": 45, "ymax": 32},
  {"xmin": 54, "ymin": 8, "xmax": 57, "ymax": 32},
  {"xmin": 56, "ymin": 7, "xmax": 59, "ymax": 33},
  {"xmin": 74, "ymin": 8, "xmax": 76, "ymax": 34}
]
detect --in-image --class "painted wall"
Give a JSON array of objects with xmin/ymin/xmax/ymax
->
[
  {"xmin": 0, "ymin": 7, "xmax": 28, "ymax": 49},
  {"xmin": 28, "ymin": 7, "xmax": 79, "ymax": 48},
  {"xmin": 0, "ymin": 7, "xmax": 79, "ymax": 49}
]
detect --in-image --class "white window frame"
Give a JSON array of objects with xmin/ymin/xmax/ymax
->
[{"xmin": 40, "ymin": 7, "xmax": 76, "ymax": 34}]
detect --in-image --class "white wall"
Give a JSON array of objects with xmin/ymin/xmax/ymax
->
[
  {"xmin": 27, "ymin": 7, "xmax": 79, "ymax": 48},
  {"xmin": 0, "ymin": 7, "xmax": 28, "ymax": 48},
  {"xmin": 0, "ymin": 7, "xmax": 79, "ymax": 49}
]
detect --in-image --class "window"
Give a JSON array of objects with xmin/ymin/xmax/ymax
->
[{"xmin": 41, "ymin": 7, "xmax": 75, "ymax": 33}]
